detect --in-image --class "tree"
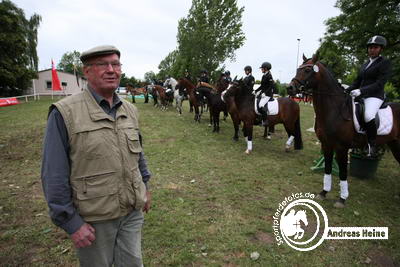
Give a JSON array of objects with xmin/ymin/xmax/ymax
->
[
  {"xmin": 57, "ymin": 50, "xmax": 83, "ymax": 76},
  {"xmin": 144, "ymin": 71, "xmax": 157, "ymax": 84},
  {"xmin": 318, "ymin": 0, "xmax": 400, "ymax": 97},
  {"xmin": 0, "ymin": 0, "xmax": 41, "ymax": 96},
  {"xmin": 159, "ymin": 0, "xmax": 245, "ymax": 82},
  {"xmin": 119, "ymin": 73, "xmax": 141, "ymax": 88}
]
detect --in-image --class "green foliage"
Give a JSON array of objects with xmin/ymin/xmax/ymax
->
[
  {"xmin": 318, "ymin": 0, "xmax": 400, "ymax": 98},
  {"xmin": 275, "ymin": 80, "xmax": 288, "ymax": 97},
  {"xmin": 158, "ymin": 0, "xmax": 245, "ymax": 82},
  {"xmin": 57, "ymin": 50, "xmax": 83, "ymax": 76},
  {"xmin": 384, "ymin": 82, "xmax": 399, "ymax": 101},
  {"xmin": 119, "ymin": 73, "xmax": 141, "ymax": 87},
  {"xmin": 0, "ymin": 0, "xmax": 41, "ymax": 96},
  {"xmin": 144, "ymin": 71, "xmax": 157, "ymax": 84}
]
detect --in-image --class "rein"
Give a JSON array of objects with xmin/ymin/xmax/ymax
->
[{"xmin": 293, "ymin": 62, "xmax": 348, "ymax": 97}]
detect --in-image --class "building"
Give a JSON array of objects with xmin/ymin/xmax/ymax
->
[{"xmin": 29, "ymin": 69, "xmax": 88, "ymax": 95}]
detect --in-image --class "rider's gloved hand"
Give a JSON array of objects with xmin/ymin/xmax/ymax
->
[{"xmin": 350, "ymin": 89, "xmax": 361, "ymax": 97}]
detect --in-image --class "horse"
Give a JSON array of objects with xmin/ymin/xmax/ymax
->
[
  {"xmin": 196, "ymin": 75, "xmax": 229, "ymax": 132},
  {"xmin": 223, "ymin": 79, "xmax": 303, "ymax": 154},
  {"xmin": 153, "ymin": 85, "xmax": 173, "ymax": 110},
  {"xmin": 165, "ymin": 77, "xmax": 185, "ymax": 115},
  {"xmin": 287, "ymin": 53, "xmax": 400, "ymax": 208},
  {"xmin": 177, "ymin": 78, "xmax": 203, "ymax": 122},
  {"xmin": 281, "ymin": 209, "xmax": 308, "ymax": 240}
]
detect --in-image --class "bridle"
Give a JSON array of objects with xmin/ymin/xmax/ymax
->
[{"xmin": 291, "ymin": 61, "xmax": 347, "ymax": 97}]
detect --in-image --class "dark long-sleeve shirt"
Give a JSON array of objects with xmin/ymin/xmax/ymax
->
[{"xmin": 41, "ymin": 89, "xmax": 151, "ymax": 234}]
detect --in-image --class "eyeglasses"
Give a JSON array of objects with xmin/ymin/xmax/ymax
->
[{"xmin": 86, "ymin": 61, "xmax": 122, "ymax": 71}]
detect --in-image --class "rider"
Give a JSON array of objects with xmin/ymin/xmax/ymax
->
[
  {"xmin": 255, "ymin": 62, "xmax": 274, "ymax": 126},
  {"xmin": 198, "ymin": 69, "xmax": 214, "ymax": 90},
  {"xmin": 224, "ymin": 70, "xmax": 232, "ymax": 83},
  {"xmin": 346, "ymin": 35, "xmax": 392, "ymax": 157},
  {"xmin": 243, "ymin": 65, "xmax": 255, "ymax": 90}
]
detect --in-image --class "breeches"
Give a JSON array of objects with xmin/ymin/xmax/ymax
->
[
  {"xmin": 364, "ymin": 97, "xmax": 383, "ymax": 122},
  {"xmin": 77, "ymin": 210, "xmax": 144, "ymax": 267}
]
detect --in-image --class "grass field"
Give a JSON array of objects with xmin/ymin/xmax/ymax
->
[{"xmin": 0, "ymin": 96, "xmax": 399, "ymax": 266}]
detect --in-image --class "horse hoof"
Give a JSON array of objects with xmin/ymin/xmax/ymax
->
[
  {"xmin": 315, "ymin": 193, "xmax": 326, "ymax": 200},
  {"xmin": 333, "ymin": 199, "xmax": 346, "ymax": 208},
  {"xmin": 285, "ymin": 145, "xmax": 291, "ymax": 152},
  {"xmin": 245, "ymin": 149, "xmax": 251, "ymax": 155},
  {"xmin": 208, "ymin": 124, "xmax": 212, "ymax": 127}
]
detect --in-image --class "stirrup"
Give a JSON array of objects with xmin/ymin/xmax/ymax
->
[{"xmin": 367, "ymin": 144, "xmax": 377, "ymax": 158}]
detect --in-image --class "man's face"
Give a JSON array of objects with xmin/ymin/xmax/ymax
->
[
  {"xmin": 261, "ymin": 68, "xmax": 266, "ymax": 73},
  {"xmin": 83, "ymin": 54, "xmax": 121, "ymax": 94},
  {"xmin": 368, "ymin": 45, "xmax": 383, "ymax": 59}
]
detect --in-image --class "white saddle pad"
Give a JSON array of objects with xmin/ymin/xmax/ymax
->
[
  {"xmin": 255, "ymin": 96, "xmax": 279, "ymax": 115},
  {"xmin": 352, "ymin": 99, "xmax": 393, "ymax": 135}
]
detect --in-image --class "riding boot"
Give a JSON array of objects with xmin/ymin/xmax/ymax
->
[
  {"xmin": 261, "ymin": 106, "xmax": 269, "ymax": 126},
  {"xmin": 365, "ymin": 119, "xmax": 377, "ymax": 157}
]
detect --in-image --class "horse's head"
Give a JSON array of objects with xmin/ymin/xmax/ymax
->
[
  {"xmin": 287, "ymin": 53, "xmax": 320, "ymax": 96},
  {"xmin": 296, "ymin": 210, "xmax": 308, "ymax": 226}
]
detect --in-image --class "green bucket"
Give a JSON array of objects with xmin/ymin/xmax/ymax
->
[{"xmin": 349, "ymin": 156, "xmax": 380, "ymax": 179}]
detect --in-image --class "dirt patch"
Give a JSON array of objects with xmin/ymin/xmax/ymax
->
[
  {"xmin": 366, "ymin": 248, "xmax": 396, "ymax": 267},
  {"xmin": 150, "ymin": 137, "xmax": 176, "ymax": 143},
  {"xmin": 249, "ymin": 231, "xmax": 275, "ymax": 245}
]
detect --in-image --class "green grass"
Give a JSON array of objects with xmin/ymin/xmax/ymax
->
[{"xmin": 0, "ymin": 97, "xmax": 399, "ymax": 266}]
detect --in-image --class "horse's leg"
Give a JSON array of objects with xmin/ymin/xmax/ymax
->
[
  {"xmin": 244, "ymin": 123, "xmax": 253, "ymax": 155},
  {"xmin": 215, "ymin": 110, "xmax": 220, "ymax": 133},
  {"xmin": 132, "ymin": 95, "xmax": 136, "ymax": 103},
  {"xmin": 317, "ymin": 148, "xmax": 333, "ymax": 200},
  {"xmin": 223, "ymin": 110, "xmax": 228, "ymax": 121},
  {"xmin": 263, "ymin": 125, "xmax": 271, "ymax": 140},
  {"xmin": 334, "ymin": 148, "xmax": 349, "ymax": 208},
  {"xmin": 387, "ymin": 140, "xmax": 400, "ymax": 164}
]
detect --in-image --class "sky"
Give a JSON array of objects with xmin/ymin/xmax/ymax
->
[{"xmin": 14, "ymin": 0, "xmax": 340, "ymax": 83}]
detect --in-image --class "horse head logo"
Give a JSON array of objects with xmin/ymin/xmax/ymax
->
[{"xmin": 281, "ymin": 209, "xmax": 308, "ymax": 240}]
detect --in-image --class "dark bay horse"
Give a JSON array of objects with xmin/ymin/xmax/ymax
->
[
  {"xmin": 197, "ymin": 76, "xmax": 229, "ymax": 132},
  {"xmin": 224, "ymin": 79, "xmax": 302, "ymax": 154},
  {"xmin": 177, "ymin": 78, "xmax": 203, "ymax": 122},
  {"xmin": 288, "ymin": 54, "xmax": 400, "ymax": 208}
]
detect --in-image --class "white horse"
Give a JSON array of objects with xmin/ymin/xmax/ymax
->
[
  {"xmin": 164, "ymin": 77, "xmax": 184, "ymax": 115},
  {"xmin": 281, "ymin": 209, "xmax": 308, "ymax": 240}
]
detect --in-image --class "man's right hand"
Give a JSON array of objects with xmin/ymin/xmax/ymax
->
[{"xmin": 70, "ymin": 223, "xmax": 96, "ymax": 248}]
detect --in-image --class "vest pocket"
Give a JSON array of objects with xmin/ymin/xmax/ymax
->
[
  {"xmin": 74, "ymin": 170, "xmax": 119, "ymax": 220},
  {"xmin": 127, "ymin": 167, "xmax": 147, "ymax": 210},
  {"xmin": 125, "ymin": 130, "xmax": 142, "ymax": 154}
]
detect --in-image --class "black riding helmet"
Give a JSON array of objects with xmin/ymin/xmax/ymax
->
[
  {"xmin": 367, "ymin": 35, "xmax": 387, "ymax": 48},
  {"xmin": 201, "ymin": 69, "xmax": 208, "ymax": 74},
  {"xmin": 260, "ymin": 62, "xmax": 272, "ymax": 70},
  {"xmin": 224, "ymin": 70, "xmax": 230, "ymax": 76},
  {"xmin": 244, "ymin": 65, "xmax": 252, "ymax": 72}
]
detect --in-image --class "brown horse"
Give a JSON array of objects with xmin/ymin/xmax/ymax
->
[
  {"xmin": 153, "ymin": 85, "xmax": 174, "ymax": 110},
  {"xmin": 177, "ymin": 78, "xmax": 203, "ymax": 122},
  {"xmin": 224, "ymin": 79, "xmax": 302, "ymax": 154},
  {"xmin": 288, "ymin": 54, "xmax": 400, "ymax": 208}
]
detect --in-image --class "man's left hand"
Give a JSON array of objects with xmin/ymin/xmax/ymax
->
[
  {"xmin": 350, "ymin": 89, "xmax": 361, "ymax": 97},
  {"xmin": 143, "ymin": 191, "xmax": 151, "ymax": 213}
]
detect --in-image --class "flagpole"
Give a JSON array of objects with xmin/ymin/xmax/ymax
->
[{"xmin": 32, "ymin": 79, "xmax": 37, "ymax": 100}]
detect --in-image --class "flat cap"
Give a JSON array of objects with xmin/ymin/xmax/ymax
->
[{"xmin": 80, "ymin": 45, "xmax": 121, "ymax": 62}]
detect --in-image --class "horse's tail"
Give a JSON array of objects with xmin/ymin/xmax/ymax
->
[{"xmin": 294, "ymin": 117, "xmax": 303, "ymax": 150}]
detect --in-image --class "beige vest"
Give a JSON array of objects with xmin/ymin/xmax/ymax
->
[{"xmin": 53, "ymin": 89, "xmax": 147, "ymax": 222}]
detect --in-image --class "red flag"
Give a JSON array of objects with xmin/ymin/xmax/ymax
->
[{"xmin": 51, "ymin": 59, "xmax": 62, "ymax": 91}]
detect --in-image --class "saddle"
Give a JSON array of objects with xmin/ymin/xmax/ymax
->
[
  {"xmin": 254, "ymin": 93, "xmax": 279, "ymax": 116},
  {"xmin": 353, "ymin": 98, "xmax": 393, "ymax": 135},
  {"xmin": 165, "ymin": 88, "xmax": 174, "ymax": 97}
]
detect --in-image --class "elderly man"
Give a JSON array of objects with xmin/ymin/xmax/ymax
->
[{"xmin": 41, "ymin": 45, "xmax": 151, "ymax": 266}]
